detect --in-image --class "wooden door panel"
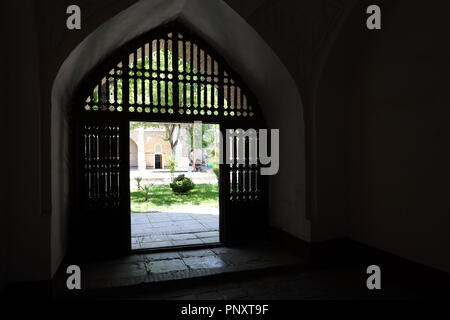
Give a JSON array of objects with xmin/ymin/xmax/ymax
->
[{"xmin": 73, "ymin": 120, "xmax": 130, "ymax": 259}]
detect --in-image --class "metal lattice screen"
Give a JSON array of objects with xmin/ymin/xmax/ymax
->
[
  {"xmin": 82, "ymin": 30, "xmax": 256, "ymax": 119},
  {"xmin": 82, "ymin": 122, "xmax": 121, "ymax": 209},
  {"xmin": 227, "ymin": 129, "xmax": 261, "ymax": 202}
]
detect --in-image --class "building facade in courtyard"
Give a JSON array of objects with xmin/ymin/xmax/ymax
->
[
  {"xmin": 130, "ymin": 123, "xmax": 219, "ymax": 171},
  {"xmin": 130, "ymin": 124, "xmax": 190, "ymax": 170}
]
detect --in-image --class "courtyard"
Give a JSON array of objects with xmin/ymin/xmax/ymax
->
[
  {"xmin": 129, "ymin": 121, "xmax": 220, "ymax": 250},
  {"xmin": 130, "ymin": 180, "xmax": 219, "ymax": 250},
  {"xmin": 131, "ymin": 211, "xmax": 219, "ymax": 250}
]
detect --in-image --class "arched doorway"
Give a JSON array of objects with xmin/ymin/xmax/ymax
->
[{"xmin": 72, "ymin": 22, "xmax": 267, "ymax": 258}]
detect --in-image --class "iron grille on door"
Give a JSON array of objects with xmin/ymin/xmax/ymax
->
[
  {"xmin": 227, "ymin": 129, "xmax": 261, "ymax": 202},
  {"xmin": 81, "ymin": 122, "xmax": 121, "ymax": 209}
]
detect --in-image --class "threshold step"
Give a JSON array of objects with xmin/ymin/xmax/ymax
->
[{"xmin": 55, "ymin": 243, "xmax": 306, "ymax": 298}]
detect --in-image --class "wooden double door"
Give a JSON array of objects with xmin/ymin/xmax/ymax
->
[{"xmin": 71, "ymin": 119, "xmax": 268, "ymax": 259}]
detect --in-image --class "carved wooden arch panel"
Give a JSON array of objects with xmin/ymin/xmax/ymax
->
[{"xmin": 76, "ymin": 21, "xmax": 262, "ymax": 126}]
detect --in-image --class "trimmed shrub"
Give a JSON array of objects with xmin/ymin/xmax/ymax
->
[{"xmin": 170, "ymin": 174, "xmax": 195, "ymax": 194}]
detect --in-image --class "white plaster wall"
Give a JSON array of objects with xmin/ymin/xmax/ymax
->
[{"xmin": 52, "ymin": 0, "xmax": 308, "ymax": 273}]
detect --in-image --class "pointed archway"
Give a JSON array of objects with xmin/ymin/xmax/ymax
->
[{"xmin": 52, "ymin": 0, "xmax": 306, "ymax": 260}]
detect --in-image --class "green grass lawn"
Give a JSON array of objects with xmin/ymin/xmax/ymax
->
[{"xmin": 131, "ymin": 183, "xmax": 219, "ymax": 213}]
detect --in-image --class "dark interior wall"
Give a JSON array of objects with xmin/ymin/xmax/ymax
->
[
  {"xmin": 232, "ymin": 0, "xmax": 450, "ymax": 273},
  {"xmin": 2, "ymin": 0, "xmax": 138, "ymax": 283},
  {"xmin": 0, "ymin": 1, "xmax": 8, "ymax": 291},
  {"xmin": 225, "ymin": 0, "xmax": 345, "ymax": 101},
  {"xmin": 317, "ymin": 0, "xmax": 450, "ymax": 272},
  {"xmin": 224, "ymin": 0, "xmax": 353, "ymax": 240},
  {"xmin": 2, "ymin": 0, "xmax": 51, "ymax": 283},
  {"xmin": 38, "ymin": 0, "xmax": 138, "ymax": 277}
]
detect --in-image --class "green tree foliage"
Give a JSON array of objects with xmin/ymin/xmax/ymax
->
[{"xmin": 186, "ymin": 123, "xmax": 216, "ymax": 152}]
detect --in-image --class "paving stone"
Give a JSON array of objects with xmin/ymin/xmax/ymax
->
[
  {"xmin": 146, "ymin": 259, "xmax": 187, "ymax": 273},
  {"xmin": 144, "ymin": 252, "xmax": 181, "ymax": 261},
  {"xmin": 200, "ymin": 237, "xmax": 220, "ymax": 244},
  {"xmin": 175, "ymin": 222, "xmax": 204, "ymax": 227},
  {"xmin": 148, "ymin": 216, "xmax": 171, "ymax": 222},
  {"xmin": 194, "ymin": 231, "xmax": 220, "ymax": 238},
  {"xmin": 130, "ymin": 215, "xmax": 150, "ymax": 224},
  {"xmin": 202, "ymin": 224, "xmax": 219, "ymax": 229},
  {"xmin": 61, "ymin": 243, "xmax": 309, "ymax": 297},
  {"xmin": 179, "ymin": 249, "xmax": 216, "ymax": 258},
  {"xmin": 139, "ymin": 235, "xmax": 170, "ymax": 242},
  {"xmin": 211, "ymin": 247, "xmax": 235, "ymax": 254},
  {"xmin": 157, "ymin": 228, "xmax": 180, "ymax": 234},
  {"xmin": 177, "ymin": 228, "xmax": 208, "ymax": 234},
  {"xmin": 151, "ymin": 221, "xmax": 178, "ymax": 227},
  {"xmin": 131, "ymin": 243, "xmax": 141, "ymax": 250},
  {"xmin": 171, "ymin": 239, "xmax": 203, "ymax": 246},
  {"xmin": 140, "ymin": 241, "xmax": 172, "ymax": 249},
  {"xmin": 168, "ymin": 233, "xmax": 197, "ymax": 240},
  {"xmin": 183, "ymin": 256, "xmax": 228, "ymax": 269},
  {"xmin": 130, "ymin": 212, "xmax": 220, "ymax": 248},
  {"xmin": 171, "ymin": 216, "xmax": 194, "ymax": 221}
]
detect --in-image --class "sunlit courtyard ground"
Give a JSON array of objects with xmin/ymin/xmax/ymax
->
[{"xmin": 130, "ymin": 181, "xmax": 219, "ymax": 250}]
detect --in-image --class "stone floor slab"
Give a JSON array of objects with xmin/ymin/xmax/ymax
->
[
  {"xmin": 200, "ymin": 237, "xmax": 220, "ymax": 244},
  {"xmin": 179, "ymin": 249, "xmax": 216, "ymax": 258},
  {"xmin": 183, "ymin": 256, "xmax": 228, "ymax": 269},
  {"xmin": 146, "ymin": 259, "xmax": 188, "ymax": 273},
  {"xmin": 171, "ymin": 239, "xmax": 203, "ymax": 246},
  {"xmin": 144, "ymin": 252, "xmax": 181, "ymax": 262},
  {"xmin": 59, "ymin": 243, "xmax": 305, "ymax": 293},
  {"xmin": 168, "ymin": 233, "xmax": 197, "ymax": 240},
  {"xmin": 131, "ymin": 211, "xmax": 219, "ymax": 250}
]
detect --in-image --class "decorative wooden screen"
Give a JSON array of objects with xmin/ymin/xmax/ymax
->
[
  {"xmin": 81, "ymin": 122, "xmax": 121, "ymax": 209},
  {"xmin": 81, "ymin": 27, "xmax": 257, "ymax": 121},
  {"xmin": 227, "ymin": 129, "xmax": 262, "ymax": 202}
]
